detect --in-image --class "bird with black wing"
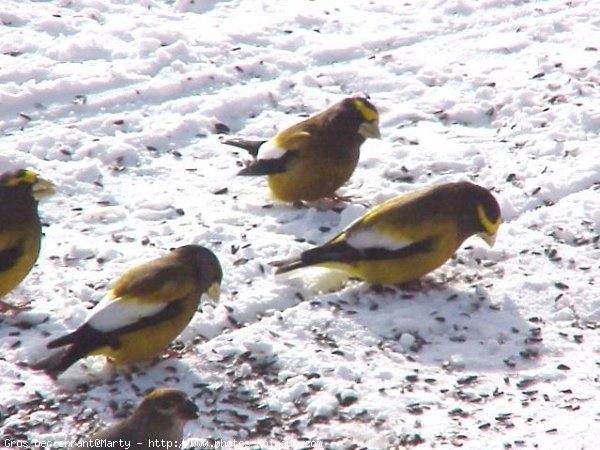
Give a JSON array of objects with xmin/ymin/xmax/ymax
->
[
  {"xmin": 0, "ymin": 169, "xmax": 55, "ymax": 313},
  {"xmin": 273, "ymin": 181, "xmax": 501, "ymax": 285},
  {"xmin": 32, "ymin": 245, "xmax": 222, "ymax": 377},
  {"xmin": 224, "ymin": 96, "xmax": 381, "ymax": 203}
]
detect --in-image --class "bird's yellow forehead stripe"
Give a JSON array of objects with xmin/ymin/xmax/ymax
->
[
  {"xmin": 353, "ymin": 99, "xmax": 379, "ymax": 122},
  {"xmin": 2, "ymin": 169, "xmax": 38, "ymax": 186},
  {"xmin": 146, "ymin": 388, "xmax": 182, "ymax": 401},
  {"xmin": 477, "ymin": 204, "xmax": 501, "ymax": 235}
]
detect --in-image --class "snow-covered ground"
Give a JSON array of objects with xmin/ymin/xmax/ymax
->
[{"xmin": 1, "ymin": 0, "xmax": 600, "ymax": 448}]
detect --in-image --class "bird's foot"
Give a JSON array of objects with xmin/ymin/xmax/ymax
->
[
  {"xmin": 304, "ymin": 196, "xmax": 353, "ymax": 211},
  {"xmin": 369, "ymin": 284, "xmax": 400, "ymax": 295},
  {"xmin": 396, "ymin": 278, "xmax": 450, "ymax": 292},
  {"xmin": 327, "ymin": 193, "xmax": 354, "ymax": 202},
  {"xmin": 396, "ymin": 279, "xmax": 426, "ymax": 292},
  {"xmin": 163, "ymin": 343, "xmax": 196, "ymax": 359},
  {"xmin": 370, "ymin": 279, "xmax": 442, "ymax": 294},
  {"xmin": 0, "ymin": 300, "xmax": 31, "ymax": 315}
]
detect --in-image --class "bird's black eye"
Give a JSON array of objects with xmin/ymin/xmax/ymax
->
[
  {"xmin": 156, "ymin": 396, "xmax": 179, "ymax": 411},
  {"xmin": 157, "ymin": 399, "xmax": 170, "ymax": 408}
]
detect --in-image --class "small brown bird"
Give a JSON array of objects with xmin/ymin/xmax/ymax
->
[
  {"xmin": 32, "ymin": 245, "xmax": 222, "ymax": 377},
  {"xmin": 0, "ymin": 169, "xmax": 55, "ymax": 313},
  {"xmin": 87, "ymin": 389, "xmax": 199, "ymax": 448},
  {"xmin": 223, "ymin": 96, "xmax": 381, "ymax": 203},
  {"xmin": 273, "ymin": 181, "xmax": 501, "ymax": 285}
]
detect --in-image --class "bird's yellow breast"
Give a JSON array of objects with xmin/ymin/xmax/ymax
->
[
  {"xmin": 320, "ymin": 241, "xmax": 455, "ymax": 285},
  {"xmin": 268, "ymin": 148, "xmax": 359, "ymax": 202},
  {"xmin": 0, "ymin": 228, "xmax": 41, "ymax": 298}
]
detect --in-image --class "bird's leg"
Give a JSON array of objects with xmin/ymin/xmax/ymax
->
[
  {"xmin": 397, "ymin": 277, "xmax": 450, "ymax": 292},
  {"xmin": 162, "ymin": 341, "xmax": 195, "ymax": 359},
  {"xmin": 369, "ymin": 284, "xmax": 399, "ymax": 295},
  {"xmin": 396, "ymin": 279, "xmax": 425, "ymax": 292},
  {"xmin": 327, "ymin": 192, "xmax": 354, "ymax": 202},
  {"xmin": 0, "ymin": 299, "xmax": 31, "ymax": 314}
]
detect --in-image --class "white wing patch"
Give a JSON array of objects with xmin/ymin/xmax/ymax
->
[
  {"xmin": 256, "ymin": 138, "xmax": 287, "ymax": 161},
  {"xmin": 86, "ymin": 294, "xmax": 167, "ymax": 332},
  {"xmin": 346, "ymin": 228, "xmax": 413, "ymax": 251}
]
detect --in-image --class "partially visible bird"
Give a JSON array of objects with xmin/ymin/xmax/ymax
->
[
  {"xmin": 273, "ymin": 181, "xmax": 501, "ymax": 285},
  {"xmin": 0, "ymin": 169, "xmax": 55, "ymax": 313},
  {"xmin": 223, "ymin": 96, "xmax": 381, "ymax": 203},
  {"xmin": 87, "ymin": 388, "xmax": 199, "ymax": 448},
  {"xmin": 32, "ymin": 245, "xmax": 222, "ymax": 377}
]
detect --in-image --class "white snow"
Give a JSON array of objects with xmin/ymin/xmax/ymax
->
[{"xmin": 1, "ymin": 0, "xmax": 600, "ymax": 449}]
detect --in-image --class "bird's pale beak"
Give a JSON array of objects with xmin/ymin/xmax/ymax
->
[
  {"xmin": 180, "ymin": 399, "xmax": 200, "ymax": 420},
  {"xmin": 33, "ymin": 178, "xmax": 56, "ymax": 200},
  {"xmin": 358, "ymin": 121, "xmax": 381, "ymax": 139},
  {"xmin": 206, "ymin": 282, "xmax": 221, "ymax": 301},
  {"xmin": 478, "ymin": 232, "xmax": 497, "ymax": 248}
]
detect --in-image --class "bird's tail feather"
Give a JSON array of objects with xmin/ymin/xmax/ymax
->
[
  {"xmin": 30, "ymin": 344, "xmax": 93, "ymax": 378},
  {"xmin": 222, "ymin": 138, "xmax": 266, "ymax": 157},
  {"xmin": 47, "ymin": 330, "xmax": 79, "ymax": 349},
  {"xmin": 237, "ymin": 157, "xmax": 287, "ymax": 176},
  {"xmin": 272, "ymin": 256, "xmax": 310, "ymax": 275},
  {"xmin": 32, "ymin": 326, "xmax": 113, "ymax": 377},
  {"xmin": 272, "ymin": 246, "xmax": 336, "ymax": 274},
  {"xmin": 273, "ymin": 242, "xmax": 356, "ymax": 275}
]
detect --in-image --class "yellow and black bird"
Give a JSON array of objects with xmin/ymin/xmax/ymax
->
[
  {"xmin": 273, "ymin": 181, "xmax": 501, "ymax": 285},
  {"xmin": 0, "ymin": 169, "xmax": 55, "ymax": 313},
  {"xmin": 223, "ymin": 96, "xmax": 381, "ymax": 203},
  {"xmin": 88, "ymin": 388, "xmax": 199, "ymax": 447},
  {"xmin": 33, "ymin": 245, "xmax": 222, "ymax": 377}
]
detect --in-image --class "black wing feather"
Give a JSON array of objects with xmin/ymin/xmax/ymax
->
[
  {"xmin": 0, "ymin": 239, "xmax": 25, "ymax": 272},
  {"xmin": 274, "ymin": 238, "xmax": 435, "ymax": 275},
  {"xmin": 224, "ymin": 138, "xmax": 294, "ymax": 176}
]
